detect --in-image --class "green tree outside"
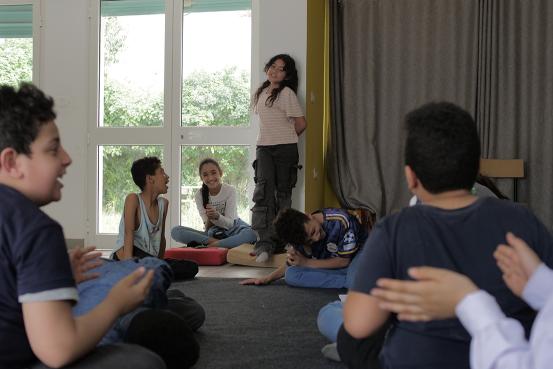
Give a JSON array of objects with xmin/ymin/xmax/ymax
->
[
  {"xmin": 1, "ymin": 17, "xmax": 252, "ymax": 232},
  {"xmin": 0, "ymin": 38, "xmax": 32, "ymax": 86}
]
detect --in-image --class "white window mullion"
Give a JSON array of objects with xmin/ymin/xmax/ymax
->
[{"xmin": 169, "ymin": 0, "xmax": 183, "ymax": 236}]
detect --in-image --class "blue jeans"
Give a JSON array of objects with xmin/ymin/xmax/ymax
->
[
  {"xmin": 284, "ymin": 254, "xmax": 361, "ymax": 289},
  {"xmin": 171, "ymin": 218, "xmax": 257, "ymax": 248},
  {"xmin": 73, "ymin": 257, "xmax": 173, "ymax": 345},
  {"xmin": 317, "ymin": 300, "xmax": 343, "ymax": 342}
]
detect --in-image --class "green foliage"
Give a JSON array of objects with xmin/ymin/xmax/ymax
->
[
  {"xmin": 103, "ymin": 80, "xmax": 163, "ymax": 127},
  {"xmin": 0, "ymin": 18, "xmax": 253, "ymax": 225},
  {"xmin": 0, "ymin": 38, "xmax": 32, "ymax": 86},
  {"xmin": 101, "ymin": 145, "xmax": 164, "ymax": 213},
  {"xmin": 103, "ymin": 17, "xmax": 126, "ymax": 66},
  {"xmin": 181, "ymin": 145, "xmax": 249, "ymax": 196},
  {"xmin": 182, "ymin": 67, "xmax": 250, "ymax": 126}
]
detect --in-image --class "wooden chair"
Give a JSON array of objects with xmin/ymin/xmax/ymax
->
[{"xmin": 479, "ymin": 159, "xmax": 525, "ymax": 201}]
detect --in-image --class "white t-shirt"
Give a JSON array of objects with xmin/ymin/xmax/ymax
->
[
  {"xmin": 194, "ymin": 183, "xmax": 237, "ymax": 230},
  {"xmin": 255, "ymin": 86, "xmax": 304, "ymax": 146}
]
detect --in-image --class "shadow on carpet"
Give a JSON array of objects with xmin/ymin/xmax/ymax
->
[{"xmin": 171, "ymin": 278, "xmax": 345, "ymax": 369}]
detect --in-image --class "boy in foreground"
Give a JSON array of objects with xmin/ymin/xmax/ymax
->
[
  {"xmin": 0, "ymin": 83, "xmax": 161, "ymax": 369},
  {"xmin": 372, "ymin": 232, "xmax": 552, "ymax": 369},
  {"xmin": 341, "ymin": 102, "xmax": 553, "ymax": 369}
]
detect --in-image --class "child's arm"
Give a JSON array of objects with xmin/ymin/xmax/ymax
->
[
  {"xmin": 119, "ymin": 193, "xmax": 139, "ymax": 260},
  {"xmin": 22, "ymin": 268, "xmax": 154, "ymax": 368},
  {"xmin": 494, "ymin": 232, "xmax": 541, "ymax": 298},
  {"xmin": 293, "ymin": 116, "xmax": 307, "ymax": 135},
  {"xmin": 343, "ymin": 291, "xmax": 391, "ymax": 339},
  {"xmin": 240, "ymin": 263, "xmax": 286, "ymax": 285},
  {"xmin": 371, "ymin": 267, "xmax": 478, "ymax": 321},
  {"xmin": 210, "ymin": 186, "xmax": 237, "ymax": 229},
  {"xmin": 68, "ymin": 246, "xmax": 102, "ymax": 284},
  {"xmin": 158, "ymin": 198, "xmax": 169, "ymax": 258},
  {"xmin": 287, "ymin": 247, "xmax": 350, "ymax": 269}
]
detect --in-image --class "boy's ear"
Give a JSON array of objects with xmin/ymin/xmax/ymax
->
[
  {"xmin": 404, "ymin": 165, "xmax": 418, "ymax": 191},
  {"xmin": 0, "ymin": 148, "xmax": 23, "ymax": 178}
]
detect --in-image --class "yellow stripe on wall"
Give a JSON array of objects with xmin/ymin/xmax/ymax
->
[{"xmin": 306, "ymin": 0, "xmax": 340, "ymax": 212}]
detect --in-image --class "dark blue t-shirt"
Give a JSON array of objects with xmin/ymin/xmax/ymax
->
[
  {"xmin": 0, "ymin": 184, "xmax": 76, "ymax": 369},
  {"xmin": 296, "ymin": 208, "xmax": 367, "ymax": 260},
  {"xmin": 353, "ymin": 197, "xmax": 553, "ymax": 369}
]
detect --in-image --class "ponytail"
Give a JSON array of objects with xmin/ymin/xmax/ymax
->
[{"xmin": 201, "ymin": 183, "xmax": 209, "ymax": 208}]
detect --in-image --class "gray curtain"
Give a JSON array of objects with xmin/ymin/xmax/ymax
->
[
  {"xmin": 328, "ymin": 0, "xmax": 553, "ymax": 229},
  {"xmin": 475, "ymin": 0, "xmax": 553, "ymax": 229},
  {"xmin": 328, "ymin": 0, "xmax": 479, "ymax": 217}
]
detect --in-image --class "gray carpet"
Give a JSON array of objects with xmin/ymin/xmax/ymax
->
[{"xmin": 171, "ymin": 278, "xmax": 345, "ymax": 369}]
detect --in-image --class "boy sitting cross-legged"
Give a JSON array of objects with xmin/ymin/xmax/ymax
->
[
  {"xmin": 0, "ymin": 83, "xmax": 163, "ymax": 369},
  {"xmin": 241, "ymin": 207, "xmax": 367, "ymax": 289},
  {"xmin": 112, "ymin": 156, "xmax": 170, "ymax": 261}
]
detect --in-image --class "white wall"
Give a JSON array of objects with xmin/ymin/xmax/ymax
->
[
  {"xmin": 40, "ymin": 0, "xmax": 90, "ymax": 238},
  {"xmin": 253, "ymin": 0, "xmax": 307, "ymax": 210},
  {"xmin": 38, "ymin": 0, "xmax": 307, "ymax": 239}
]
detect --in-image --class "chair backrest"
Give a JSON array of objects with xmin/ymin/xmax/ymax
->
[
  {"xmin": 479, "ymin": 159, "xmax": 525, "ymax": 201},
  {"xmin": 479, "ymin": 159, "xmax": 524, "ymax": 178}
]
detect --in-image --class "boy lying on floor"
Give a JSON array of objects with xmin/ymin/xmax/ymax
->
[{"xmin": 241, "ymin": 208, "xmax": 367, "ymax": 289}]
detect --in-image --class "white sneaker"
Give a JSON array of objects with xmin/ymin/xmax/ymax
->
[
  {"xmin": 255, "ymin": 251, "xmax": 269, "ymax": 263},
  {"xmin": 321, "ymin": 343, "xmax": 341, "ymax": 362}
]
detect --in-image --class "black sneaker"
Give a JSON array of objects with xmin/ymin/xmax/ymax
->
[{"xmin": 186, "ymin": 241, "xmax": 202, "ymax": 248}]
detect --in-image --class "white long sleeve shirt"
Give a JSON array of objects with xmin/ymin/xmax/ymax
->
[
  {"xmin": 194, "ymin": 183, "xmax": 237, "ymax": 230},
  {"xmin": 456, "ymin": 264, "xmax": 553, "ymax": 369}
]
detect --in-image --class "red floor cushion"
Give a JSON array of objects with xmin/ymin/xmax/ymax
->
[{"xmin": 165, "ymin": 247, "xmax": 228, "ymax": 266}]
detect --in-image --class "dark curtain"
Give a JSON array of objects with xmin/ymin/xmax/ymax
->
[
  {"xmin": 328, "ymin": 0, "xmax": 553, "ymax": 229},
  {"xmin": 476, "ymin": 0, "xmax": 553, "ymax": 228},
  {"xmin": 328, "ymin": 0, "xmax": 479, "ymax": 217}
]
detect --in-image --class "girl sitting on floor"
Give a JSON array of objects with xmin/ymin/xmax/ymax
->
[{"xmin": 171, "ymin": 158, "xmax": 257, "ymax": 248}]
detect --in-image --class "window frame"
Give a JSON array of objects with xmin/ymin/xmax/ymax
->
[
  {"xmin": 0, "ymin": 0, "xmax": 41, "ymax": 86},
  {"xmin": 86, "ymin": 0, "xmax": 257, "ymax": 250}
]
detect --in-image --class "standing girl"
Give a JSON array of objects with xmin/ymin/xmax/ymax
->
[
  {"xmin": 251, "ymin": 54, "xmax": 307, "ymax": 262},
  {"xmin": 171, "ymin": 158, "xmax": 257, "ymax": 248}
]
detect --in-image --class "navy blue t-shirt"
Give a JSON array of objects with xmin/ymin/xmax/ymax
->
[
  {"xmin": 353, "ymin": 197, "xmax": 553, "ymax": 369},
  {"xmin": 0, "ymin": 184, "xmax": 77, "ymax": 369}
]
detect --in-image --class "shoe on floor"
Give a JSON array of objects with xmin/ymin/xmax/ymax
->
[
  {"xmin": 255, "ymin": 251, "xmax": 269, "ymax": 263},
  {"xmin": 321, "ymin": 342, "xmax": 341, "ymax": 362}
]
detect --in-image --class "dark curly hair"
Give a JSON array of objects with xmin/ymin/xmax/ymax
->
[
  {"xmin": 131, "ymin": 156, "xmax": 161, "ymax": 191},
  {"xmin": 274, "ymin": 208, "xmax": 310, "ymax": 247},
  {"xmin": 0, "ymin": 83, "xmax": 56, "ymax": 155},
  {"xmin": 405, "ymin": 102, "xmax": 480, "ymax": 194},
  {"xmin": 252, "ymin": 54, "xmax": 299, "ymax": 108}
]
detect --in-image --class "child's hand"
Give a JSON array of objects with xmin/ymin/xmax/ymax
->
[
  {"xmin": 240, "ymin": 276, "xmax": 272, "ymax": 286},
  {"xmin": 286, "ymin": 247, "xmax": 308, "ymax": 266},
  {"xmin": 107, "ymin": 267, "xmax": 154, "ymax": 315},
  {"xmin": 68, "ymin": 246, "xmax": 103, "ymax": 284},
  {"xmin": 494, "ymin": 232, "xmax": 541, "ymax": 297},
  {"xmin": 205, "ymin": 204, "xmax": 220, "ymax": 220},
  {"xmin": 371, "ymin": 267, "xmax": 478, "ymax": 321}
]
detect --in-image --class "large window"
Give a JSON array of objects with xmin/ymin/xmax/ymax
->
[
  {"xmin": 89, "ymin": 0, "xmax": 253, "ymax": 248},
  {"xmin": 0, "ymin": 3, "xmax": 36, "ymax": 86}
]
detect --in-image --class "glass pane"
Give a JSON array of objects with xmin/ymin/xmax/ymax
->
[
  {"xmin": 179, "ymin": 145, "xmax": 250, "ymax": 230},
  {"xmin": 99, "ymin": 145, "xmax": 164, "ymax": 233},
  {"xmin": 181, "ymin": 9, "xmax": 251, "ymax": 127},
  {"xmin": 0, "ymin": 37, "xmax": 32, "ymax": 86},
  {"xmin": 100, "ymin": 1, "xmax": 164, "ymax": 127},
  {"xmin": 0, "ymin": 2, "xmax": 33, "ymax": 87}
]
